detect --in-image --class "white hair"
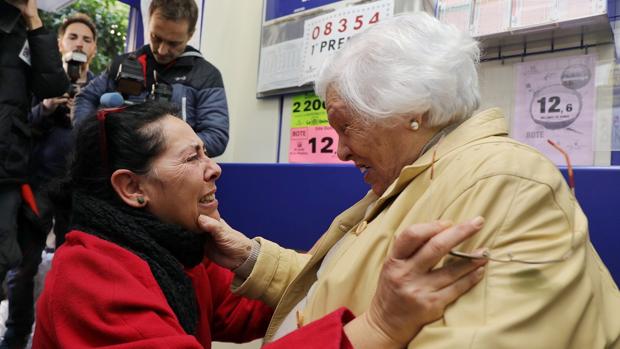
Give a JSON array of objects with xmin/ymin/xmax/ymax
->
[{"xmin": 315, "ymin": 12, "xmax": 480, "ymax": 127}]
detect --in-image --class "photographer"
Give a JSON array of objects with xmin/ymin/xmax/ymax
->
[
  {"xmin": 73, "ymin": 0, "xmax": 229, "ymax": 157},
  {"xmin": 0, "ymin": 12, "xmax": 96, "ymax": 349}
]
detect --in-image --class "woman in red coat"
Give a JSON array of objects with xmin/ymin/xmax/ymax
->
[{"xmin": 33, "ymin": 102, "xmax": 486, "ymax": 348}]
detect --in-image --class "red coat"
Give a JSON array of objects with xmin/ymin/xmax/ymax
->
[{"xmin": 34, "ymin": 231, "xmax": 354, "ymax": 349}]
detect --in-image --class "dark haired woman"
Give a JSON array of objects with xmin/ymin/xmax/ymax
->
[{"xmin": 33, "ymin": 102, "xmax": 486, "ymax": 348}]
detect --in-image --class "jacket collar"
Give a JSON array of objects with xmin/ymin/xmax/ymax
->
[
  {"xmin": 142, "ymin": 44, "xmax": 203, "ymax": 68},
  {"xmin": 0, "ymin": 1, "xmax": 22, "ymax": 34},
  {"xmin": 365, "ymin": 108, "xmax": 508, "ymax": 220}
]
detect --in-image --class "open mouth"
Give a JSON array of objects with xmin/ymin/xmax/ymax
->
[
  {"xmin": 199, "ymin": 193, "xmax": 215, "ymax": 204},
  {"xmin": 357, "ymin": 165, "xmax": 369, "ymax": 174}
]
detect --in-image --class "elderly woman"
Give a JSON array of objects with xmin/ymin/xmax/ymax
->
[
  {"xmin": 33, "ymin": 101, "xmax": 487, "ymax": 348},
  {"xmin": 201, "ymin": 12, "xmax": 620, "ymax": 349}
]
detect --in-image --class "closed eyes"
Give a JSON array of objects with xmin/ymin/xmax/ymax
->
[{"xmin": 186, "ymin": 147, "xmax": 208, "ymax": 162}]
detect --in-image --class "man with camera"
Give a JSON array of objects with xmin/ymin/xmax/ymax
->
[
  {"xmin": 74, "ymin": 0, "xmax": 229, "ymax": 157},
  {"xmin": 33, "ymin": 13, "xmax": 97, "ymax": 126},
  {"xmin": 29, "ymin": 13, "xmax": 97, "ymax": 186},
  {"xmin": 0, "ymin": 12, "xmax": 97, "ymax": 349}
]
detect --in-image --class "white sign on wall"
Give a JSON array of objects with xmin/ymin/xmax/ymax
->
[
  {"xmin": 298, "ymin": 0, "xmax": 394, "ymax": 86},
  {"xmin": 37, "ymin": 0, "xmax": 76, "ymax": 12},
  {"xmin": 512, "ymin": 54, "xmax": 597, "ymax": 166},
  {"xmin": 257, "ymin": 39, "xmax": 304, "ymax": 93}
]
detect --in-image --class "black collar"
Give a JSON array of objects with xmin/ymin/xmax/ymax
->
[
  {"xmin": 142, "ymin": 44, "xmax": 202, "ymax": 69},
  {"xmin": 0, "ymin": 1, "xmax": 22, "ymax": 34}
]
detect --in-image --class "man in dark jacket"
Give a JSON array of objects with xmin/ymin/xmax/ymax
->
[
  {"xmin": 73, "ymin": 0, "xmax": 229, "ymax": 157},
  {"xmin": 0, "ymin": 2, "xmax": 68, "ymax": 345},
  {"xmin": 1, "ymin": 13, "xmax": 97, "ymax": 349}
]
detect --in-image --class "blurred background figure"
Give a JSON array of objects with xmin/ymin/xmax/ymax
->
[
  {"xmin": 0, "ymin": 13, "xmax": 97, "ymax": 349},
  {"xmin": 0, "ymin": 0, "xmax": 69, "ymax": 348}
]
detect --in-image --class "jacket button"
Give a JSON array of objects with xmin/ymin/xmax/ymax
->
[
  {"xmin": 296, "ymin": 310, "xmax": 304, "ymax": 328},
  {"xmin": 353, "ymin": 221, "xmax": 368, "ymax": 235}
]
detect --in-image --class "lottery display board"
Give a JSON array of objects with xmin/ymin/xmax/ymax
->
[
  {"xmin": 435, "ymin": 0, "xmax": 606, "ymax": 36},
  {"xmin": 257, "ymin": 0, "xmax": 426, "ymax": 97}
]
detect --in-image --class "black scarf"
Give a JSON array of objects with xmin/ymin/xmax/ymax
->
[{"xmin": 70, "ymin": 191, "xmax": 206, "ymax": 335}]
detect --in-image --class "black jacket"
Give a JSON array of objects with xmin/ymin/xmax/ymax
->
[
  {"xmin": 29, "ymin": 71, "xmax": 95, "ymax": 186},
  {"xmin": 0, "ymin": 1, "xmax": 69, "ymax": 184},
  {"xmin": 74, "ymin": 45, "xmax": 230, "ymax": 157}
]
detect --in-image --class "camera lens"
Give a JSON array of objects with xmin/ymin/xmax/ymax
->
[{"xmin": 151, "ymin": 82, "xmax": 172, "ymax": 102}]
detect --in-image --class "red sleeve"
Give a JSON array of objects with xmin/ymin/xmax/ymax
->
[
  {"xmin": 264, "ymin": 308, "xmax": 355, "ymax": 349},
  {"xmin": 202, "ymin": 261, "xmax": 274, "ymax": 343},
  {"xmin": 34, "ymin": 242, "xmax": 205, "ymax": 348}
]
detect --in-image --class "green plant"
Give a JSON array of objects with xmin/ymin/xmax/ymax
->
[{"xmin": 40, "ymin": 0, "xmax": 130, "ymax": 74}]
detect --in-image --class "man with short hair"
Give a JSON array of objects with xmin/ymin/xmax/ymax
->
[
  {"xmin": 0, "ymin": 12, "xmax": 97, "ymax": 349},
  {"xmin": 29, "ymin": 13, "xmax": 97, "ymax": 187},
  {"xmin": 74, "ymin": 0, "xmax": 229, "ymax": 157}
]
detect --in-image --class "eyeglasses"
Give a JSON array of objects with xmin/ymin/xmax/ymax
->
[{"xmin": 430, "ymin": 139, "xmax": 578, "ymax": 264}]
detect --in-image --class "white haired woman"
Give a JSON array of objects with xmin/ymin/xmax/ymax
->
[{"xmin": 201, "ymin": 11, "xmax": 620, "ymax": 349}]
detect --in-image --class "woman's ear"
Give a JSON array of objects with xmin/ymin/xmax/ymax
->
[{"xmin": 110, "ymin": 169, "xmax": 148, "ymax": 208}]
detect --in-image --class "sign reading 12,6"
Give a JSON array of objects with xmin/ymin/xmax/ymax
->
[{"xmin": 529, "ymin": 84, "xmax": 582, "ymax": 130}]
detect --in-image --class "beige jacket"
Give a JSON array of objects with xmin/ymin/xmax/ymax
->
[{"xmin": 234, "ymin": 108, "xmax": 620, "ymax": 349}]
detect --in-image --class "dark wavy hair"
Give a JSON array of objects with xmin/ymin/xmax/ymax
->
[{"xmin": 52, "ymin": 101, "xmax": 179, "ymax": 216}]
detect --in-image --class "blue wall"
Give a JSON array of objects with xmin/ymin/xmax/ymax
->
[{"xmin": 217, "ymin": 163, "xmax": 620, "ymax": 284}]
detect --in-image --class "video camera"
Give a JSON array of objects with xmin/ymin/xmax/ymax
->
[
  {"xmin": 115, "ymin": 54, "xmax": 172, "ymax": 102},
  {"xmin": 149, "ymin": 70, "xmax": 172, "ymax": 102},
  {"xmin": 115, "ymin": 54, "xmax": 144, "ymax": 96}
]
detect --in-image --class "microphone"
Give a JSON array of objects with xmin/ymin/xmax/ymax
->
[
  {"xmin": 99, "ymin": 92, "xmax": 125, "ymax": 108},
  {"xmin": 64, "ymin": 51, "xmax": 88, "ymax": 83}
]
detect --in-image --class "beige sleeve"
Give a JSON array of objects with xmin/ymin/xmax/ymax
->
[
  {"xmin": 404, "ymin": 174, "xmax": 610, "ymax": 349},
  {"xmin": 231, "ymin": 237, "xmax": 311, "ymax": 307}
]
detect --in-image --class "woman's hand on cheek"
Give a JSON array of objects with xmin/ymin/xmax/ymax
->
[{"xmin": 197, "ymin": 215, "xmax": 253, "ymax": 270}]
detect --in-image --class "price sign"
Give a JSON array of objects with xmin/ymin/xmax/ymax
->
[
  {"xmin": 289, "ymin": 92, "xmax": 344, "ymax": 163},
  {"xmin": 290, "ymin": 93, "xmax": 328, "ymax": 127},
  {"xmin": 513, "ymin": 54, "xmax": 596, "ymax": 166},
  {"xmin": 299, "ymin": 0, "xmax": 394, "ymax": 85},
  {"xmin": 289, "ymin": 126, "xmax": 342, "ymax": 163},
  {"xmin": 529, "ymin": 85, "xmax": 582, "ymax": 129}
]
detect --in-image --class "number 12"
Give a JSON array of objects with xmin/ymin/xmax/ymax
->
[
  {"xmin": 537, "ymin": 96, "xmax": 561, "ymax": 113},
  {"xmin": 309, "ymin": 137, "xmax": 334, "ymax": 153}
]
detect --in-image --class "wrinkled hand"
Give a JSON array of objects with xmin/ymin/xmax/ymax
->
[
  {"xmin": 363, "ymin": 217, "xmax": 487, "ymax": 347},
  {"xmin": 197, "ymin": 215, "xmax": 253, "ymax": 270}
]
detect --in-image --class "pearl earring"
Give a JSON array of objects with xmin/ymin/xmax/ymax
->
[{"xmin": 410, "ymin": 120, "xmax": 420, "ymax": 131}]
